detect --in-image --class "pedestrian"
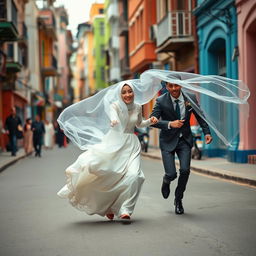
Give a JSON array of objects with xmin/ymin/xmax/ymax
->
[
  {"xmin": 44, "ymin": 120, "xmax": 54, "ymax": 149},
  {"xmin": 23, "ymin": 118, "xmax": 33, "ymax": 154},
  {"xmin": 54, "ymin": 121, "xmax": 64, "ymax": 148},
  {"xmin": 31, "ymin": 115, "xmax": 45, "ymax": 157},
  {"xmin": 5, "ymin": 107, "xmax": 22, "ymax": 156},
  {"xmin": 150, "ymin": 77, "xmax": 213, "ymax": 215},
  {"xmin": 57, "ymin": 81, "xmax": 158, "ymax": 221}
]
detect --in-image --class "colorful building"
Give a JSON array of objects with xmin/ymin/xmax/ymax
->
[
  {"xmin": 38, "ymin": 6, "xmax": 58, "ymax": 120},
  {"xmin": 90, "ymin": 3, "xmax": 107, "ymax": 90},
  {"xmin": 0, "ymin": 0, "xmax": 29, "ymax": 150},
  {"xmin": 236, "ymin": 0, "xmax": 256, "ymax": 161},
  {"xmin": 118, "ymin": 0, "xmax": 131, "ymax": 80},
  {"xmin": 155, "ymin": 0, "xmax": 196, "ymax": 72},
  {"xmin": 55, "ymin": 7, "xmax": 73, "ymax": 118},
  {"xmin": 194, "ymin": 0, "xmax": 242, "ymax": 162},
  {"xmin": 105, "ymin": 0, "xmax": 121, "ymax": 83}
]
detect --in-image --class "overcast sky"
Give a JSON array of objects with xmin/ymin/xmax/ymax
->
[{"xmin": 54, "ymin": 0, "xmax": 104, "ymax": 36}]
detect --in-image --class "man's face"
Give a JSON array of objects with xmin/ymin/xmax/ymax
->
[{"xmin": 166, "ymin": 83, "xmax": 181, "ymax": 99}]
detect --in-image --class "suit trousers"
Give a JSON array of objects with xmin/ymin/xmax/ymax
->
[{"xmin": 161, "ymin": 136, "xmax": 191, "ymax": 200}]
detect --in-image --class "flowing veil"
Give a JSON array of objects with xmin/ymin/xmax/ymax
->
[{"xmin": 58, "ymin": 69, "xmax": 250, "ymax": 150}]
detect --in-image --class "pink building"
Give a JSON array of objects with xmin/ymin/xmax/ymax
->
[{"xmin": 236, "ymin": 0, "xmax": 256, "ymax": 159}]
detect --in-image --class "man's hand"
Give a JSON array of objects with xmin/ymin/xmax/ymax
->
[
  {"xmin": 205, "ymin": 134, "xmax": 213, "ymax": 144},
  {"xmin": 110, "ymin": 120, "xmax": 119, "ymax": 127},
  {"xmin": 169, "ymin": 120, "xmax": 185, "ymax": 128},
  {"xmin": 150, "ymin": 116, "xmax": 158, "ymax": 124}
]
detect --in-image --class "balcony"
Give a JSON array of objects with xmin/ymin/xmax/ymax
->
[
  {"xmin": 107, "ymin": 2, "xmax": 119, "ymax": 21},
  {"xmin": 109, "ymin": 36, "xmax": 119, "ymax": 50},
  {"xmin": 120, "ymin": 57, "xmax": 130, "ymax": 78},
  {"xmin": 6, "ymin": 42, "xmax": 22, "ymax": 73},
  {"xmin": 41, "ymin": 54, "xmax": 58, "ymax": 76},
  {"xmin": 38, "ymin": 9, "xmax": 57, "ymax": 40},
  {"xmin": 156, "ymin": 11, "xmax": 194, "ymax": 52},
  {"xmin": 0, "ymin": 0, "xmax": 18, "ymax": 41}
]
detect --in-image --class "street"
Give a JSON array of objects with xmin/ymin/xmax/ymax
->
[{"xmin": 0, "ymin": 145, "xmax": 255, "ymax": 256}]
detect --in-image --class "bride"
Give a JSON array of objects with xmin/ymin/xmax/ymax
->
[{"xmin": 57, "ymin": 82, "xmax": 158, "ymax": 220}]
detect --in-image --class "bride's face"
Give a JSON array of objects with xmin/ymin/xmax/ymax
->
[{"xmin": 121, "ymin": 85, "xmax": 134, "ymax": 104}]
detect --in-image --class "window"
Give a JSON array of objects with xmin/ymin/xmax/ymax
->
[
  {"xmin": 99, "ymin": 8, "xmax": 104, "ymax": 14},
  {"xmin": 99, "ymin": 22, "xmax": 104, "ymax": 36},
  {"xmin": 217, "ymin": 49, "xmax": 226, "ymax": 77}
]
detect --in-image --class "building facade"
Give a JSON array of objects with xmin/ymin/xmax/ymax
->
[
  {"xmin": 236, "ymin": 0, "xmax": 256, "ymax": 162},
  {"xmin": 194, "ymin": 0, "xmax": 243, "ymax": 162}
]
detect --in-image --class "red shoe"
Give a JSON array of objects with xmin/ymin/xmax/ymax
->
[
  {"xmin": 106, "ymin": 214, "xmax": 114, "ymax": 220},
  {"xmin": 120, "ymin": 214, "xmax": 130, "ymax": 220}
]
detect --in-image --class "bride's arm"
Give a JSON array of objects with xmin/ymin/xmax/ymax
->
[
  {"xmin": 136, "ymin": 105, "xmax": 158, "ymax": 128},
  {"xmin": 109, "ymin": 103, "xmax": 119, "ymax": 127}
]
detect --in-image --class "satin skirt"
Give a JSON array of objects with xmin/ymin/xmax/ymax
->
[{"xmin": 57, "ymin": 130, "xmax": 145, "ymax": 217}]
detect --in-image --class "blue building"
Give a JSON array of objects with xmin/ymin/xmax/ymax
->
[{"xmin": 194, "ymin": 0, "xmax": 241, "ymax": 162}]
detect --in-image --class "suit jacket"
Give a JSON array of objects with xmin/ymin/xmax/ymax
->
[{"xmin": 150, "ymin": 91, "xmax": 211, "ymax": 152}]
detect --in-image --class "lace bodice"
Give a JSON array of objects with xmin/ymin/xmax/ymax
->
[{"xmin": 110, "ymin": 103, "xmax": 151, "ymax": 133}]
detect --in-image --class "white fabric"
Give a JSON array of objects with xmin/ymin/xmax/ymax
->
[
  {"xmin": 58, "ymin": 70, "xmax": 250, "ymax": 149},
  {"xmin": 57, "ymin": 102, "xmax": 151, "ymax": 217},
  {"xmin": 44, "ymin": 123, "xmax": 54, "ymax": 147},
  {"xmin": 141, "ymin": 70, "xmax": 250, "ymax": 146}
]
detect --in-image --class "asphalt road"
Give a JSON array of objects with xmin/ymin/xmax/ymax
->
[{"xmin": 0, "ymin": 145, "xmax": 255, "ymax": 256}]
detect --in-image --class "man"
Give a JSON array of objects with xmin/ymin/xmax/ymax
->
[
  {"xmin": 150, "ymin": 82, "xmax": 212, "ymax": 214},
  {"xmin": 5, "ymin": 107, "xmax": 22, "ymax": 156},
  {"xmin": 32, "ymin": 115, "xmax": 45, "ymax": 157}
]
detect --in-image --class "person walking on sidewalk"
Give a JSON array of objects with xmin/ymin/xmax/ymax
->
[
  {"xmin": 23, "ymin": 118, "xmax": 33, "ymax": 154},
  {"xmin": 32, "ymin": 115, "xmax": 45, "ymax": 157},
  {"xmin": 5, "ymin": 107, "xmax": 22, "ymax": 156},
  {"xmin": 150, "ymin": 81, "xmax": 212, "ymax": 215}
]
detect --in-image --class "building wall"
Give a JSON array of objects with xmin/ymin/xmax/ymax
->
[
  {"xmin": 25, "ymin": 1, "xmax": 40, "ymax": 93},
  {"xmin": 196, "ymin": 0, "xmax": 245, "ymax": 162},
  {"xmin": 93, "ymin": 17, "xmax": 107, "ymax": 89},
  {"xmin": 236, "ymin": 0, "xmax": 256, "ymax": 157},
  {"xmin": 128, "ymin": 0, "xmax": 157, "ymax": 73}
]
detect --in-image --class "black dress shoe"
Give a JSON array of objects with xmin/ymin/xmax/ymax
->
[
  {"xmin": 161, "ymin": 181, "xmax": 170, "ymax": 199},
  {"xmin": 174, "ymin": 199, "xmax": 184, "ymax": 214}
]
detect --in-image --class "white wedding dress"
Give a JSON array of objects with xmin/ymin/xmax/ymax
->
[{"xmin": 57, "ymin": 103, "xmax": 151, "ymax": 217}]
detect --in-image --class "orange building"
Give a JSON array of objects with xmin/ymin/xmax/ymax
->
[
  {"xmin": 128, "ymin": 0, "xmax": 157, "ymax": 74},
  {"xmin": 38, "ymin": 8, "xmax": 58, "ymax": 119}
]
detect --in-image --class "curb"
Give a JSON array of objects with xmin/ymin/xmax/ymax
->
[
  {"xmin": 141, "ymin": 152, "xmax": 256, "ymax": 187},
  {"xmin": 0, "ymin": 153, "xmax": 27, "ymax": 173}
]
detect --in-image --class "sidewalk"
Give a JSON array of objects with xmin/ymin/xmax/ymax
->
[{"xmin": 142, "ymin": 148, "xmax": 256, "ymax": 187}]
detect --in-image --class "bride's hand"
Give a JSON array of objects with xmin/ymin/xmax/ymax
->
[
  {"xmin": 110, "ymin": 120, "xmax": 119, "ymax": 127},
  {"xmin": 150, "ymin": 116, "xmax": 158, "ymax": 124}
]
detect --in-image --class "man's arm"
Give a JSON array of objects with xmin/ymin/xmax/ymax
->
[{"xmin": 150, "ymin": 99, "xmax": 170, "ymax": 130}]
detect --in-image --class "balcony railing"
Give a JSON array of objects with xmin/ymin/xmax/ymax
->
[
  {"xmin": 157, "ymin": 11, "xmax": 193, "ymax": 47},
  {"xmin": 109, "ymin": 36, "xmax": 119, "ymax": 50},
  {"xmin": 6, "ymin": 42, "xmax": 22, "ymax": 72},
  {"xmin": 0, "ymin": 0, "xmax": 18, "ymax": 41}
]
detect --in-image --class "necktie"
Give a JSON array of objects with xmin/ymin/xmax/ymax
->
[{"xmin": 175, "ymin": 99, "xmax": 181, "ymax": 120}]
